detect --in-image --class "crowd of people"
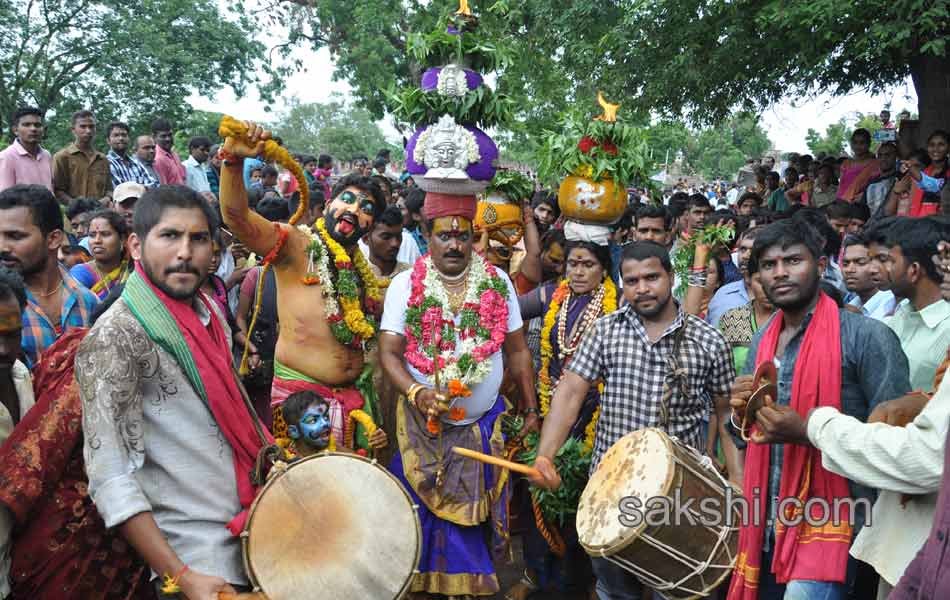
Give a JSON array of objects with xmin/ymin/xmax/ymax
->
[{"xmin": 0, "ymin": 102, "xmax": 949, "ymax": 600}]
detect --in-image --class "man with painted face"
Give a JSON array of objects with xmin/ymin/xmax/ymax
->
[
  {"xmin": 379, "ymin": 191, "xmax": 539, "ymax": 598},
  {"xmin": 219, "ymin": 121, "xmax": 386, "ymax": 454}
]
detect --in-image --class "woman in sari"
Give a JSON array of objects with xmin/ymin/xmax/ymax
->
[
  {"xmin": 905, "ymin": 130, "xmax": 949, "ymax": 217},
  {"xmin": 836, "ymin": 128, "xmax": 880, "ymax": 203},
  {"xmin": 509, "ymin": 241, "xmax": 617, "ymax": 600},
  {"xmin": 68, "ymin": 210, "xmax": 130, "ymax": 300}
]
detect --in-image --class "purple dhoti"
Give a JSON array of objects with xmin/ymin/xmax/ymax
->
[{"xmin": 390, "ymin": 394, "xmax": 510, "ymax": 596}]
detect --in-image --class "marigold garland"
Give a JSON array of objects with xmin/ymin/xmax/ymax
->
[
  {"xmin": 293, "ymin": 218, "xmax": 382, "ymax": 350},
  {"xmin": 538, "ymin": 276, "xmax": 617, "ymax": 454}
]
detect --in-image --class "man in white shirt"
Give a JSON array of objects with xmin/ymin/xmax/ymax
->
[{"xmin": 182, "ymin": 136, "xmax": 215, "ymax": 203}]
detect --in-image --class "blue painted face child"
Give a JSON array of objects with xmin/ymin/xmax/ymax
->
[{"xmin": 288, "ymin": 401, "xmax": 332, "ymax": 451}]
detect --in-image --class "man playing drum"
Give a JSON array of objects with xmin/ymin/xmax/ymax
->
[
  {"xmin": 378, "ymin": 193, "xmax": 539, "ymax": 598},
  {"xmin": 218, "ymin": 122, "xmax": 386, "ymax": 449},
  {"xmin": 529, "ymin": 241, "xmax": 736, "ymax": 600}
]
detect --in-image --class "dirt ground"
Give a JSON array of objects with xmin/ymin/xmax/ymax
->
[{"xmin": 489, "ymin": 534, "xmax": 591, "ymax": 600}]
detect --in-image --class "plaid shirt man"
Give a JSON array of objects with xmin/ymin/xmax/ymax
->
[
  {"xmin": 107, "ymin": 150, "xmax": 158, "ymax": 188},
  {"xmin": 569, "ymin": 304, "xmax": 735, "ymax": 471},
  {"xmin": 21, "ymin": 265, "xmax": 98, "ymax": 368}
]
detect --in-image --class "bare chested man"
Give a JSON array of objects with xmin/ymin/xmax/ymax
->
[{"xmin": 219, "ymin": 121, "xmax": 386, "ymax": 450}]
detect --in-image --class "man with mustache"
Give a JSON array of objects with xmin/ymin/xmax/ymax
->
[
  {"xmin": 529, "ymin": 240, "xmax": 736, "ymax": 600},
  {"xmin": 378, "ymin": 191, "xmax": 539, "ymax": 598},
  {"xmin": 725, "ymin": 219, "xmax": 911, "ymax": 600},
  {"xmin": 219, "ymin": 121, "xmax": 388, "ymax": 454},
  {"xmin": 0, "ymin": 184, "xmax": 98, "ymax": 368},
  {"xmin": 77, "ymin": 185, "xmax": 272, "ymax": 600}
]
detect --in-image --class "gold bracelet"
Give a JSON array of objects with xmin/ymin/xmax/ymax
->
[{"xmin": 406, "ymin": 383, "xmax": 423, "ymax": 408}]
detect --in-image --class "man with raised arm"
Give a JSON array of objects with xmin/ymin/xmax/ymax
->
[{"xmin": 218, "ymin": 121, "xmax": 386, "ymax": 450}]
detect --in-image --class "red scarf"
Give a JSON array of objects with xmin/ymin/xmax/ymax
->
[
  {"xmin": 136, "ymin": 263, "xmax": 273, "ymax": 534},
  {"xmin": 729, "ymin": 293, "xmax": 852, "ymax": 598}
]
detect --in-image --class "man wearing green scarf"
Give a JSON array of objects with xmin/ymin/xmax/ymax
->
[{"xmin": 77, "ymin": 185, "xmax": 271, "ymax": 599}]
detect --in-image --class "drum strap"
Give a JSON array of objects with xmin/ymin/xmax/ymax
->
[{"xmin": 659, "ymin": 319, "xmax": 690, "ymax": 428}]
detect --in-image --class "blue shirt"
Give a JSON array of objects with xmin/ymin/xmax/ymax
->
[
  {"xmin": 706, "ymin": 280, "xmax": 749, "ymax": 328},
  {"xmin": 21, "ymin": 265, "xmax": 99, "ymax": 368},
  {"xmin": 243, "ymin": 158, "xmax": 264, "ymax": 188},
  {"xmin": 743, "ymin": 308, "xmax": 912, "ymax": 549}
]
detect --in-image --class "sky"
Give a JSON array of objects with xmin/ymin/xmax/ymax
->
[{"xmin": 190, "ymin": 44, "xmax": 919, "ymax": 156}]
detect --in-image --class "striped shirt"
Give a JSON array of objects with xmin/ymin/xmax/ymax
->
[
  {"xmin": 21, "ymin": 265, "xmax": 99, "ymax": 368},
  {"xmin": 107, "ymin": 150, "xmax": 158, "ymax": 188}
]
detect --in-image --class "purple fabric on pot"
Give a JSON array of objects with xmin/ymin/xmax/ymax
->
[
  {"xmin": 467, "ymin": 127, "xmax": 497, "ymax": 181},
  {"xmin": 405, "ymin": 129, "xmax": 425, "ymax": 175},
  {"xmin": 404, "ymin": 124, "xmax": 498, "ymax": 182},
  {"xmin": 421, "ymin": 67, "xmax": 484, "ymax": 92}
]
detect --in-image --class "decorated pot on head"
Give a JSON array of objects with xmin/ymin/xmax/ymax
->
[
  {"xmin": 390, "ymin": 0, "xmax": 513, "ymax": 204},
  {"xmin": 558, "ymin": 173, "xmax": 627, "ymax": 226},
  {"xmin": 406, "ymin": 114, "xmax": 498, "ymax": 195},
  {"xmin": 474, "ymin": 169, "xmax": 533, "ymax": 246},
  {"xmin": 539, "ymin": 93, "xmax": 649, "ymax": 227}
]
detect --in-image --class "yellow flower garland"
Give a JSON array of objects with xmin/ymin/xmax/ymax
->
[
  {"xmin": 314, "ymin": 219, "xmax": 382, "ymax": 342},
  {"xmin": 538, "ymin": 276, "xmax": 617, "ymax": 454}
]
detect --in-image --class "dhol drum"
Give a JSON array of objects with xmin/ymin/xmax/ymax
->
[
  {"xmin": 576, "ymin": 428, "xmax": 740, "ymax": 600},
  {"xmin": 239, "ymin": 452, "xmax": 422, "ymax": 600}
]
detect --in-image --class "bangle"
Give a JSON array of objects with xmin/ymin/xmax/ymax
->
[
  {"xmin": 406, "ymin": 383, "xmax": 423, "ymax": 408},
  {"xmin": 160, "ymin": 565, "xmax": 189, "ymax": 594}
]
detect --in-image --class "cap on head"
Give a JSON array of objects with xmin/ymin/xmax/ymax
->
[{"xmin": 114, "ymin": 182, "xmax": 146, "ymax": 205}]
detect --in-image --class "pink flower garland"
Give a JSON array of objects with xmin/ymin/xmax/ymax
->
[{"xmin": 404, "ymin": 254, "xmax": 509, "ymax": 385}]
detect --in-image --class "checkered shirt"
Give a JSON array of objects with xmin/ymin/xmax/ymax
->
[
  {"xmin": 21, "ymin": 265, "xmax": 99, "ymax": 369},
  {"xmin": 108, "ymin": 150, "xmax": 159, "ymax": 188},
  {"xmin": 568, "ymin": 304, "xmax": 735, "ymax": 472}
]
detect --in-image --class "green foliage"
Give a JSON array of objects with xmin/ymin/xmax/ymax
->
[
  {"xmin": 805, "ymin": 120, "xmax": 852, "ymax": 158},
  {"xmin": 515, "ymin": 431, "xmax": 592, "ymax": 526},
  {"xmin": 485, "ymin": 169, "xmax": 534, "ymax": 202},
  {"xmin": 406, "ymin": 16, "xmax": 513, "ymax": 74},
  {"xmin": 536, "ymin": 114, "xmax": 652, "ymax": 187},
  {"xmin": 269, "ymin": 96, "xmax": 398, "ymax": 160},
  {"xmin": 385, "ymin": 84, "xmax": 514, "ymax": 130},
  {"xmin": 0, "ymin": 0, "xmax": 265, "ymax": 151},
  {"xmin": 672, "ymin": 225, "xmax": 737, "ymax": 298}
]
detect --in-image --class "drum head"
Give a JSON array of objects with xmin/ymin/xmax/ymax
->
[
  {"xmin": 244, "ymin": 453, "xmax": 421, "ymax": 600},
  {"xmin": 576, "ymin": 428, "xmax": 674, "ymax": 553}
]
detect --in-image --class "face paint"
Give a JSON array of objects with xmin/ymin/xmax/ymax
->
[
  {"xmin": 294, "ymin": 403, "xmax": 332, "ymax": 450},
  {"xmin": 431, "ymin": 216, "xmax": 472, "ymax": 237},
  {"xmin": 325, "ymin": 188, "xmax": 376, "ymax": 245}
]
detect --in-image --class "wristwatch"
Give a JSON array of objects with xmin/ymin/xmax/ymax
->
[{"xmin": 524, "ymin": 407, "xmax": 539, "ymax": 416}]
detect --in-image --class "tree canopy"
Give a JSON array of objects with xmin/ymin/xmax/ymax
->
[
  {"xmin": 269, "ymin": 0, "xmax": 948, "ymax": 146},
  {"xmin": 0, "ymin": 0, "xmax": 266, "ymax": 147},
  {"xmin": 270, "ymin": 96, "xmax": 401, "ymax": 160}
]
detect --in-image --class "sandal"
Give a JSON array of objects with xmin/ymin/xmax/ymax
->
[{"xmin": 504, "ymin": 570, "xmax": 540, "ymax": 600}]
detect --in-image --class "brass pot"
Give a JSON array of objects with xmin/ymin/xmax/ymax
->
[{"xmin": 557, "ymin": 175, "xmax": 626, "ymax": 225}]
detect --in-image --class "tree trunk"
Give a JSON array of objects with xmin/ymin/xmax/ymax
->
[{"xmin": 910, "ymin": 52, "xmax": 950, "ymax": 143}]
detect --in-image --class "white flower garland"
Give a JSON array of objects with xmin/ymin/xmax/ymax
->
[{"xmin": 298, "ymin": 224, "xmax": 339, "ymax": 318}]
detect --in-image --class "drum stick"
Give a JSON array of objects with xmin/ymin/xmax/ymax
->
[
  {"xmin": 452, "ymin": 446, "xmax": 541, "ymax": 478},
  {"xmin": 217, "ymin": 592, "xmax": 268, "ymax": 600}
]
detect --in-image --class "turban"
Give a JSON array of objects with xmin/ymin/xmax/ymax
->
[{"xmin": 423, "ymin": 192, "xmax": 477, "ymax": 221}]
